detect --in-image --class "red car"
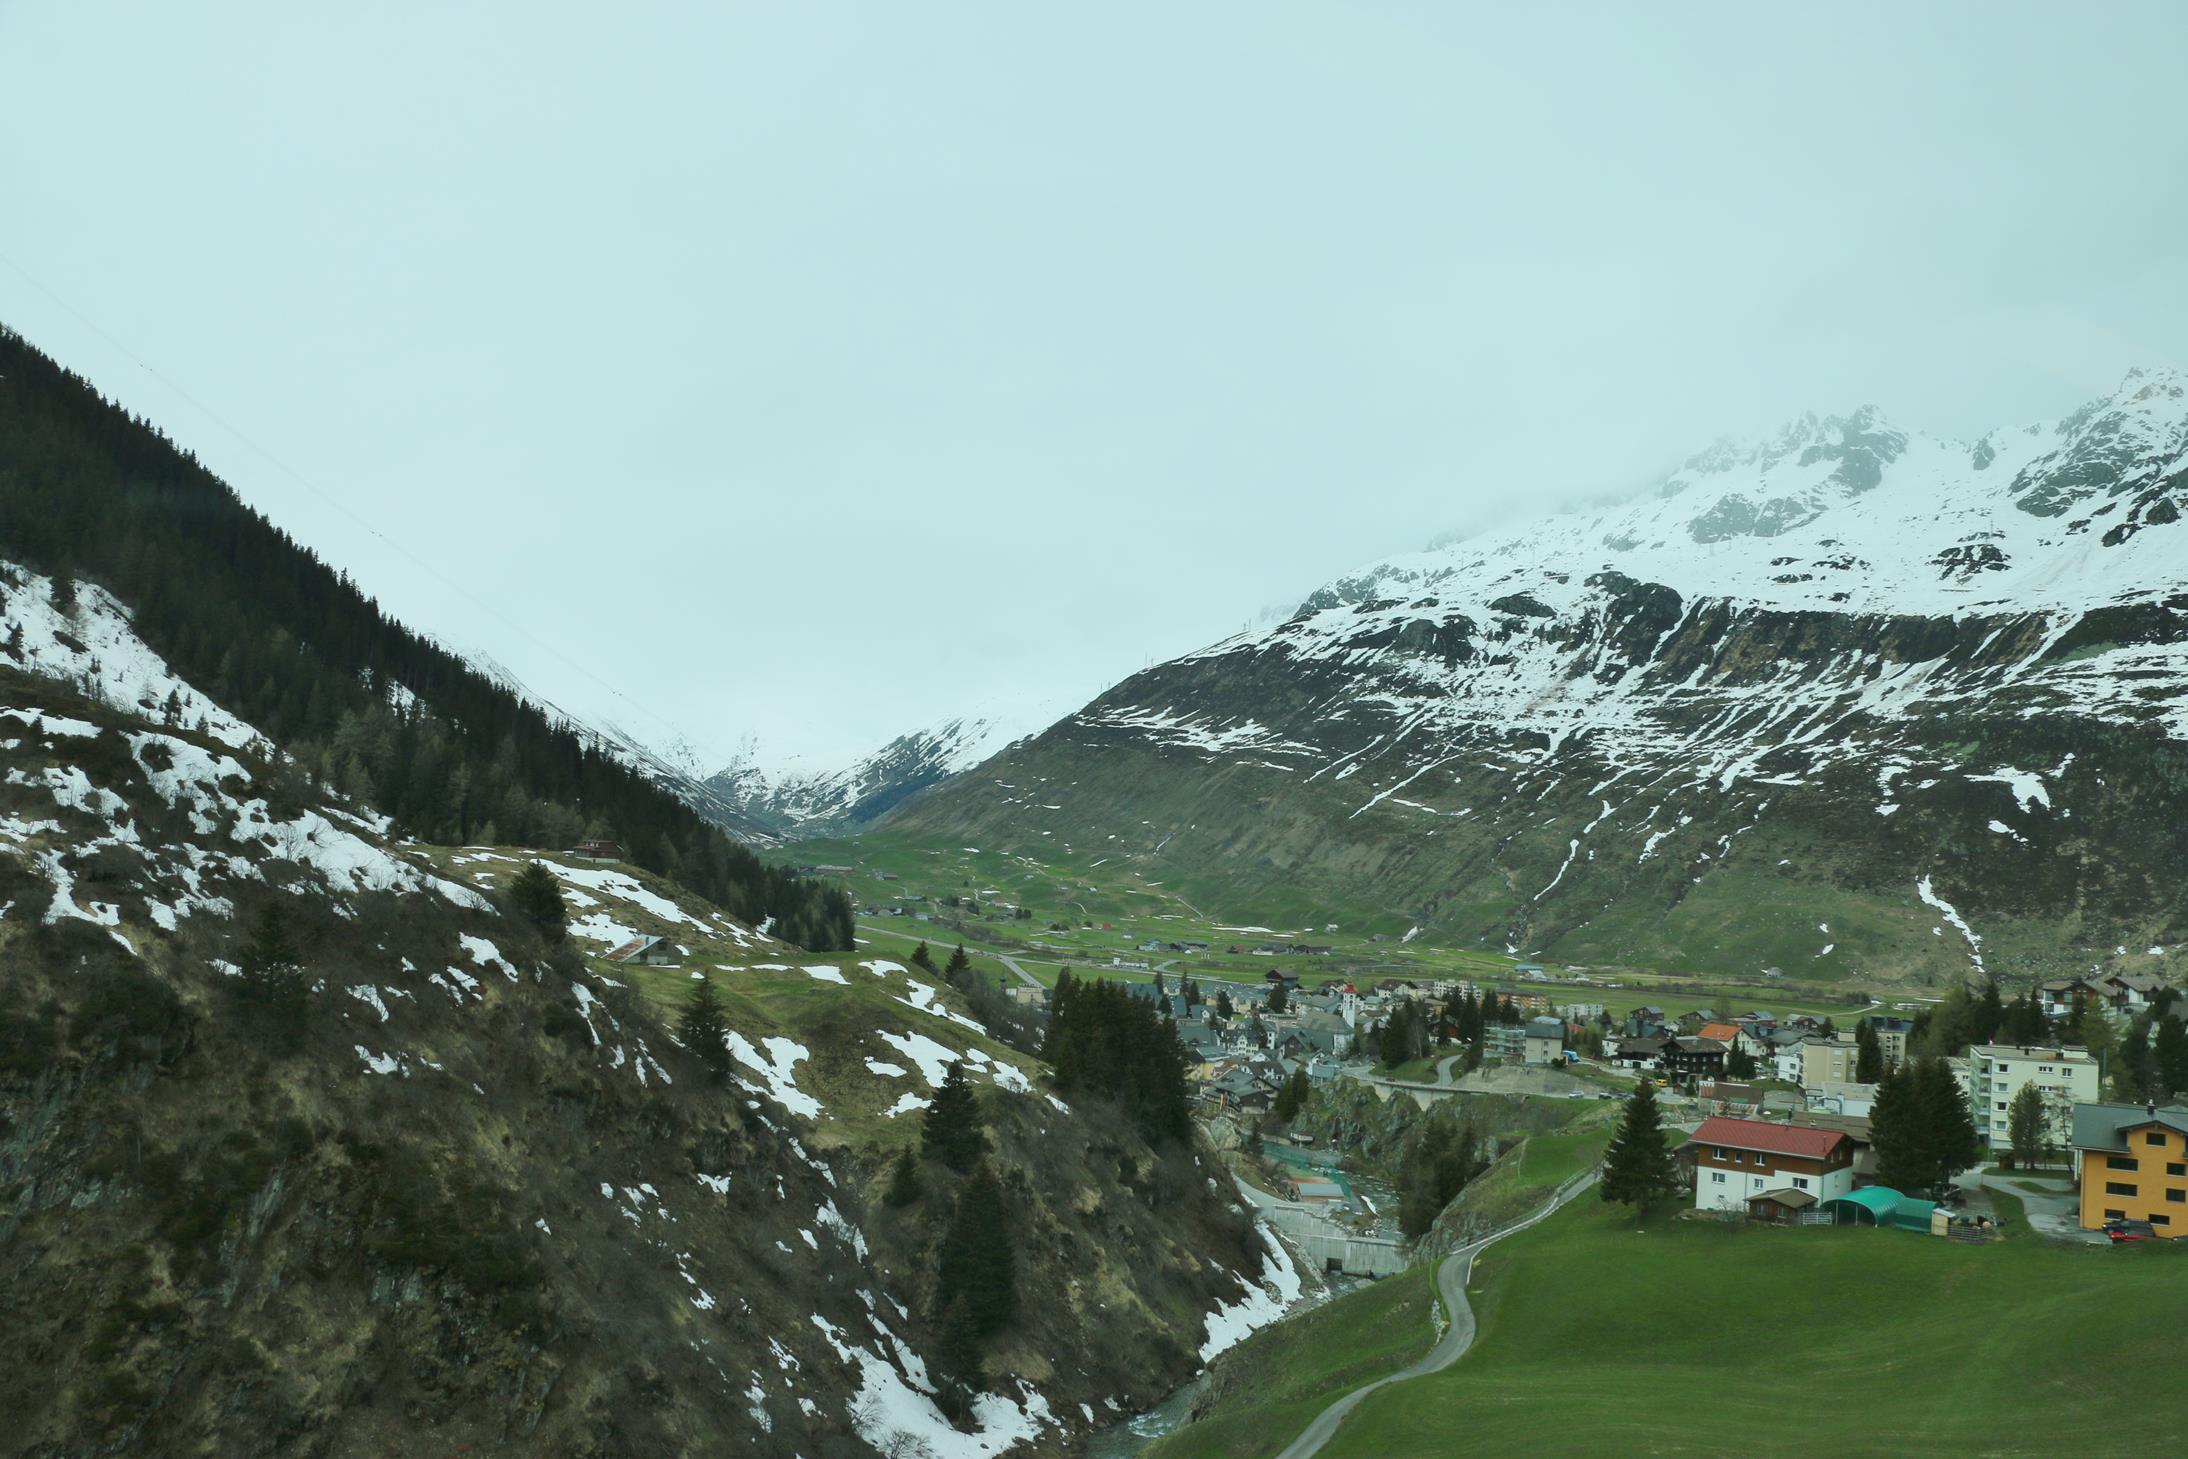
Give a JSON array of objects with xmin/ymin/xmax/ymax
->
[{"xmin": 2104, "ymin": 1219, "xmax": 2160, "ymax": 1243}]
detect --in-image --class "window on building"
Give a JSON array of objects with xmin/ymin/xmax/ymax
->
[
  {"xmin": 2169, "ymin": 1190, "xmax": 2186, "ymax": 1204},
  {"xmin": 2106, "ymin": 1181, "xmax": 2138, "ymax": 1196},
  {"xmin": 2106, "ymin": 1208, "xmax": 2126, "ymax": 1221},
  {"xmin": 2148, "ymin": 1133, "xmax": 2168, "ymax": 1147},
  {"xmin": 1710, "ymin": 1172, "xmax": 1726, "ymax": 1184},
  {"xmin": 2169, "ymin": 1164, "xmax": 2186, "ymax": 1178},
  {"xmin": 1713, "ymin": 1147, "xmax": 1727, "ymax": 1159},
  {"xmin": 2108, "ymin": 1156, "xmax": 2139, "ymax": 1171},
  {"xmin": 1793, "ymin": 1177, "xmax": 1810, "ymax": 1190},
  {"xmin": 2155, "ymin": 1214, "xmax": 2172, "ymax": 1227}
]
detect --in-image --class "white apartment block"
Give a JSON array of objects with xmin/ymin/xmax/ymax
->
[{"xmin": 1962, "ymin": 1044, "xmax": 2100, "ymax": 1151}]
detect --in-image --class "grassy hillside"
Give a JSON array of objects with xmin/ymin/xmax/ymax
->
[
  {"xmin": 1318, "ymin": 1200, "xmax": 2188, "ymax": 1458},
  {"xmin": 1142, "ymin": 1264, "xmax": 1439, "ymax": 1459},
  {"xmin": 783, "ymin": 828, "xmax": 1897, "ymax": 1023}
]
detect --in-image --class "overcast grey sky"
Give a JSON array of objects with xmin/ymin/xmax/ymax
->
[{"xmin": 4, "ymin": 3, "xmax": 2185, "ymax": 771}]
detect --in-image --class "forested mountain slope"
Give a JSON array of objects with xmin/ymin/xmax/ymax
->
[
  {"xmin": 0, "ymin": 559, "xmax": 1283, "ymax": 1454},
  {"xmin": 0, "ymin": 327, "xmax": 848, "ymax": 950},
  {"xmin": 891, "ymin": 371, "xmax": 2188, "ymax": 987}
]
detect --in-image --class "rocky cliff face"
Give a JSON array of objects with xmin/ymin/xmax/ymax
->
[
  {"xmin": 891, "ymin": 371, "xmax": 2188, "ymax": 988},
  {"xmin": 0, "ymin": 563, "xmax": 1280, "ymax": 1458}
]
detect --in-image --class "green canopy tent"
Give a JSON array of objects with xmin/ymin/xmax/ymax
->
[{"xmin": 1820, "ymin": 1186, "xmax": 1937, "ymax": 1233}]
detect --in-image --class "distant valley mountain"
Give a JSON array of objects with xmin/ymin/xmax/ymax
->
[
  {"xmin": 709, "ymin": 714, "xmax": 1032, "ymax": 839},
  {"xmin": 890, "ymin": 369, "xmax": 2188, "ymax": 987}
]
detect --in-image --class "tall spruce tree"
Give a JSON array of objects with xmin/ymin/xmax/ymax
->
[
  {"xmin": 922, "ymin": 1060, "xmax": 985, "ymax": 1171},
  {"xmin": 2155, "ymin": 1013, "xmax": 2188, "ymax": 1097},
  {"xmin": 234, "ymin": 901, "xmax": 308, "ymax": 1046},
  {"xmin": 679, "ymin": 976, "xmax": 730, "ymax": 1081},
  {"xmin": 1854, "ymin": 1020, "xmax": 1883, "ymax": 1083},
  {"xmin": 1914, "ymin": 1055, "xmax": 1982, "ymax": 1194},
  {"xmin": 883, "ymin": 1144, "xmax": 922, "ymax": 1207},
  {"xmin": 934, "ymin": 1162, "xmax": 1017, "ymax": 1391},
  {"xmin": 507, "ymin": 861, "xmax": 568, "ymax": 944},
  {"xmin": 1599, "ymin": 1080, "xmax": 1681, "ymax": 1216},
  {"xmin": 1870, "ymin": 1060, "xmax": 1922, "ymax": 1191},
  {"xmin": 945, "ymin": 944, "xmax": 972, "ymax": 980},
  {"xmin": 1398, "ymin": 1114, "xmax": 1483, "ymax": 1237}
]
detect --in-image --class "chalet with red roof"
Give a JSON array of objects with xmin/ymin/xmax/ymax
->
[{"xmin": 1688, "ymin": 1116, "xmax": 1855, "ymax": 1217}]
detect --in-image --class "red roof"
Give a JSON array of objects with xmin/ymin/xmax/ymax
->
[{"xmin": 1690, "ymin": 1116, "xmax": 1846, "ymax": 1161}]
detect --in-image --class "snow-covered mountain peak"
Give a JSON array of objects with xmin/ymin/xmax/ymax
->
[
  {"xmin": 705, "ymin": 712, "xmax": 1047, "ymax": 838},
  {"xmin": 1269, "ymin": 370, "xmax": 2188, "ymax": 646}
]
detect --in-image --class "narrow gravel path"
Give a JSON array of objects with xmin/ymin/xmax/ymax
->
[{"xmin": 1271, "ymin": 1169, "xmax": 1600, "ymax": 1459}]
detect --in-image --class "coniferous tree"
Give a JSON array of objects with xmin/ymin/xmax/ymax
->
[
  {"xmin": 883, "ymin": 1144, "xmax": 922, "ymax": 1207},
  {"xmin": 680, "ymin": 976, "xmax": 730, "ymax": 1081},
  {"xmin": 1398, "ymin": 1114, "xmax": 1484, "ymax": 1237},
  {"xmin": 934, "ymin": 1162, "xmax": 1017, "ymax": 1338},
  {"xmin": 1854, "ymin": 1020, "xmax": 1883, "ymax": 1083},
  {"xmin": 911, "ymin": 941, "xmax": 939, "ymax": 975},
  {"xmin": 1870, "ymin": 1060, "xmax": 1922, "ymax": 1191},
  {"xmin": 945, "ymin": 944, "xmax": 971, "ymax": 980},
  {"xmin": 234, "ymin": 901, "xmax": 308, "ymax": 1046},
  {"xmin": 1973, "ymin": 978, "xmax": 2005, "ymax": 1047},
  {"xmin": 1266, "ymin": 982, "xmax": 1288, "ymax": 1015},
  {"xmin": 1040, "ymin": 977, "xmax": 1193, "ymax": 1143},
  {"xmin": 2116, "ymin": 1016, "xmax": 2158, "ymax": 1102},
  {"xmin": 1726, "ymin": 1045, "xmax": 1758, "ymax": 1080},
  {"xmin": 933, "ymin": 1297, "xmax": 986, "ymax": 1413},
  {"xmin": 1599, "ymin": 1080, "xmax": 1681, "ymax": 1216},
  {"xmin": 2002, "ymin": 991, "xmax": 2050, "ymax": 1045},
  {"xmin": 1214, "ymin": 988, "xmax": 1234, "ymax": 1020},
  {"xmin": 2156, "ymin": 1012, "xmax": 2188, "ymax": 1097},
  {"xmin": 922, "ymin": 1060, "xmax": 985, "ymax": 1171},
  {"xmin": 1915, "ymin": 1055, "xmax": 1982, "ymax": 1194},
  {"xmin": 1875, "ymin": 1057, "xmax": 1980, "ymax": 1196},
  {"xmin": 508, "ymin": 861, "xmax": 568, "ymax": 944}
]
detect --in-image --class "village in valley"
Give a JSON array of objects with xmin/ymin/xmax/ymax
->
[{"xmin": 799, "ymin": 839, "xmax": 2188, "ymax": 1260}]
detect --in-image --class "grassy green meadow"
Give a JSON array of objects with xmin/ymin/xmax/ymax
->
[
  {"xmin": 1308, "ymin": 1199, "xmax": 2188, "ymax": 1459},
  {"xmin": 789, "ymin": 829, "xmax": 1897, "ymax": 1023}
]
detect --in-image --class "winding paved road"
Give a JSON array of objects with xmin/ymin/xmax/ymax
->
[{"xmin": 1270, "ymin": 1168, "xmax": 1601, "ymax": 1459}]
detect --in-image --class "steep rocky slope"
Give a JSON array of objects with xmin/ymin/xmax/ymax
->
[
  {"xmin": 0, "ymin": 563, "xmax": 1287, "ymax": 1456},
  {"xmin": 890, "ymin": 371, "xmax": 2188, "ymax": 988}
]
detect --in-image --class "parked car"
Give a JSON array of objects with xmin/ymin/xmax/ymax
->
[{"xmin": 2104, "ymin": 1219, "xmax": 2159, "ymax": 1243}]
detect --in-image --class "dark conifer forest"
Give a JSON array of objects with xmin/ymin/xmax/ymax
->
[{"xmin": 0, "ymin": 327, "xmax": 852, "ymax": 949}]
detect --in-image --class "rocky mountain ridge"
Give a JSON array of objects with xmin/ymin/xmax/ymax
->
[{"xmin": 887, "ymin": 370, "xmax": 2188, "ymax": 986}]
